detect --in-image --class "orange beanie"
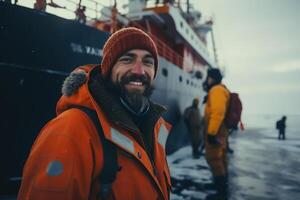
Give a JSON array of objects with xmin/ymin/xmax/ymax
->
[{"xmin": 101, "ymin": 27, "xmax": 158, "ymax": 78}]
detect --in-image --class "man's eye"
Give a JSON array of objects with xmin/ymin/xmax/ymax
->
[
  {"xmin": 119, "ymin": 56, "xmax": 132, "ymax": 63},
  {"xmin": 144, "ymin": 58, "xmax": 154, "ymax": 66}
]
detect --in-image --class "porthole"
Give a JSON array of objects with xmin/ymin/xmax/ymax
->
[{"xmin": 162, "ymin": 68, "xmax": 168, "ymax": 77}]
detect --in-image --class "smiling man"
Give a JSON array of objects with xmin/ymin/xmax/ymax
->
[
  {"xmin": 110, "ymin": 49, "xmax": 156, "ymax": 115},
  {"xmin": 18, "ymin": 27, "xmax": 172, "ymax": 200}
]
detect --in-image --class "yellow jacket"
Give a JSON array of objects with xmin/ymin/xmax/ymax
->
[{"xmin": 204, "ymin": 84, "xmax": 230, "ymax": 136}]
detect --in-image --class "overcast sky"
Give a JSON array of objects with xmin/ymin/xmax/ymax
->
[
  {"xmin": 194, "ymin": 0, "xmax": 300, "ymax": 115},
  {"xmin": 18, "ymin": 0, "xmax": 300, "ymax": 115}
]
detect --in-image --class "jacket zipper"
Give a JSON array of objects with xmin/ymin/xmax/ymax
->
[
  {"xmin": 120, "ymin": 150, "xmax": 167, "ymax": 200},
  {"xmin": 116, "ymin": 121, "xmax": 159, "ymax": 179}
]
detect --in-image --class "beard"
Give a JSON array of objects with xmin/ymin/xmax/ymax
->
[
  {"xmin": 108, "ymin": 73, "xmax": 154, "ymax": 114},
  {"xmin": 202, "ymin": 78, "xmax": 217, "ymax": 92}
]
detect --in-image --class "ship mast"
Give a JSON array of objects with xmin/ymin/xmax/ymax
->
[
  {"xmin": 209, "ymin": 20, "xmax": 218, "ymax": 65},
  {"xmin": 186, "ymin": 0, "xmax": 190, "ymax": 13},
  {"xmin": 110, "ymin": 0, "xmax": 118, "ymax": 33}
]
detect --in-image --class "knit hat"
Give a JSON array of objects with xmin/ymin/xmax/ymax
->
[
  {"xmin": 101, "ymin": 27, "xmax": 158, "ymax": 78},
  {"xmin": 207, "ymin": 68, "xmax": 223, "ymax": 83}
]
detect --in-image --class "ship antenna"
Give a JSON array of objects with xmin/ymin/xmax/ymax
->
[
  {"xmin": 110, "ymin": 0, "xmax": 118, "ymax": 33},
  {"xmin": 209, "ymin": 18, "xmax": 218, "ymax": 65}
]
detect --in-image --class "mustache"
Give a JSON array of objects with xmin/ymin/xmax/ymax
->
[
  {"xmin": 105, "ymin": 73, "xmax": 154, "ymax": 98},
  {"xmin": 120, "ymin": 73, "xmax": 150, "ymax": 86}
]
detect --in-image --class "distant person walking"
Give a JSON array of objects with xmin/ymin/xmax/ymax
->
[
  {"xmin": 276, "ymin": 116, "xmax": 287, "ymax": 140},
  {"xmin": 202, "ymin": 68, "xmax": 230, "ymax": 200},
  {"xmin": 184, "ymin": 98, "xmax": 203, "ymax": 158}
]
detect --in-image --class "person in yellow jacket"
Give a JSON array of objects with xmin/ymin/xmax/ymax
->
[
  {"xmin": 18, "ymin": 27, "xmax": 172, "ymax": 200},
  {"xmin": 203, "ymin": 68, "xmax": 230, "ymax": 200}
]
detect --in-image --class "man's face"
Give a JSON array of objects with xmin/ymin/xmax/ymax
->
[
  {"xmin": 207, "ymin": 77, "xmax": 214, "ymax": 86},
  {"xmin": 111, "ymin": 49, "xmax": 155, "ymax": 96},
  {"xmin": 203, "ymin": 76, "xmax": 214, "ymax": 92},
  {"xmin": 193, "ymin": 99, "xmax": 199, "ymax": 107}
]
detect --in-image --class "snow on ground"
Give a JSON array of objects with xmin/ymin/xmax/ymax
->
[
  {"xmin": 168, "ymin": 114, "xmax": 300, "ymax": 200},
  {"xmin": 168, "ymin": 145, "xmax": 217, "ymax": 199}
]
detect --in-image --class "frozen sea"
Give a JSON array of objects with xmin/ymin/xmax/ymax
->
[{"xmin": 168, "ymin": 114, "xmax": 300, "ymax": 200}]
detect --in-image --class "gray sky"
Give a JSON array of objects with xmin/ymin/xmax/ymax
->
[
  {"xmin": 18, "ymin": 0, "xmax": 300, "ymax": 114},
  {"xmin": 194, "ymin": 0, "xmax": 300, "ymax": 115}
]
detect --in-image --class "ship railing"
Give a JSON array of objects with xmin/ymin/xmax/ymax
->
[
  {"xmin": 22, "ymin": 0, "xmax": 195, "ymax": 70},
  {"xmin": 63, "ymin": 0, "xmax": 108, "ymax": 20},
  {"xmin": 25, "ymin": 0, "xmax": 112, "ymax": 21},
  {"xmin": 154, "ymin": 36, "xmax": 194, "ymax": 70},
  {"xmin": 65, "ymin": 0, "xmax": 194, "ymax": 70}
]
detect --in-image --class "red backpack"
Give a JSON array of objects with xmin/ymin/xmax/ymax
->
[{"xmin": 225, "ymin": 93, "xmax": 243, "ymax": 129}]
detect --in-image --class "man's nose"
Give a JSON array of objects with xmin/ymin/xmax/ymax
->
[{"xmin": 131, "ymin": 60, "xmax": 145, "ymax": 75}]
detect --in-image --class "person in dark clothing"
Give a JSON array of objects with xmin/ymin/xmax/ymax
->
[
  {"xmin": 33, "ymin": 0, "xmax": 46, "ymax": 11},
  {"xmin": 226, "ymin": 129, "xmax": 234, "ymax": 154},
  {"xmin": 184, "ymin": 98, "xmax": 203, "ymax": 158},
  {"xmin": 75, "ymin": 5, "xmax": 86, "ymax": 24},
  {"xmin": 277, "ymin": 116, "xmax": 287, "ymax": 140}
]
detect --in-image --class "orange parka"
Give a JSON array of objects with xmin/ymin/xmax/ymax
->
[{"xmin": 18, "ymin": 65, "xmax": 172, "ymax": 200}]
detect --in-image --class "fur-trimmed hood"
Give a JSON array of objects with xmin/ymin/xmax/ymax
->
[
  {"xmin": 56, "ymin": 65, "xmax": 97, "ymax": 115},
  {"xmin": 61, "ymin": 69, "xmax": 88, "ymax": 97}
]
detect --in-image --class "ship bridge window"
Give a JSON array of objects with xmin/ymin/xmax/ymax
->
[
  {"xmin": 186, "ymin": 79, "xmax": 190, "ymax": 85},
  {"xmin": 162, "ymin": 68, "xmax": 168, "ymax": 77},
  {"xmin": 180, "ymin": 21, "xmax": 183, "ymax": 27},
  {"xmin": 179, "ymin": 76, "xmax": 182, "ymax": 82}
]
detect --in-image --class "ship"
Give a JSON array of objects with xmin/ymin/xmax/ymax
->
[{"xmin": 0, "ymin": 0, "xmax": 219, "ymax": 196}]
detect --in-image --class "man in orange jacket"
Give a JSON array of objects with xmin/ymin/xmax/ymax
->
[
  {"xmin": 203, "ymin": 68, "xmax": 230, "ymax": 200},
  {"xmin": 18, "ymin": 27, "xmax": 172, "ymax": 200}
]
